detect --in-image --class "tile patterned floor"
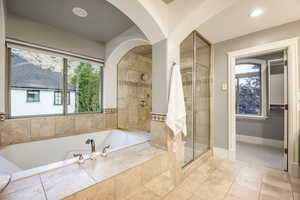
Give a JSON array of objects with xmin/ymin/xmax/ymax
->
[
  {"xmin": 236, "ymin": 141, "xmax": 284, "ymax": 170},
  {"xmin": 124, "ymin": 156, "xmax": 300, "ymax": 200}
]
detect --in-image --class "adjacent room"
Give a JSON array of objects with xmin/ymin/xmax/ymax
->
[{"xmin": 235, "ymin": 51, "xmax": 286, "ymax": 170}]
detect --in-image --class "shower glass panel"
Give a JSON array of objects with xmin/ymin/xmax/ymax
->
[
  {"xmin": 194, "ymin": 34, "xmax": 210, "ymax": 157},
  {"xmin": 180, "ymin": 31, "xmax": 211, "ymax": 167},
  {"xmin": 180, "ymin": 34, "xmax": 194, "ymax": 166}
]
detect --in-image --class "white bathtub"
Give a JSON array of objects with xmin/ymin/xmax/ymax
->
[{"xmin": 0, "ymin": 129, "xmax": 151, "ymax": 174}]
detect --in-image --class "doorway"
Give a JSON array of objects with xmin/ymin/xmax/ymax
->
[
  {"xmin": 234, "ymin": 51, "xmax": 287, "ymax": 170},
  {"xmin": 227, "ymin": 38, "xmax": 299, "ymax": 174}
]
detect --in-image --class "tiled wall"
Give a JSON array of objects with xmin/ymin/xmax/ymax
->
[
  {"xmin": 63, "ymin": 152, "xmax": 170, "ymax": 200},
  {"xmin": 0, "ymin": 112, "xmax": 117, "ymax": 146},
  {"xmin": 117, "ymin": 51, "xmax": 152, "ymax": 132}
]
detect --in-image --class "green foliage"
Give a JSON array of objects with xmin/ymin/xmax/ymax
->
[{"xmin": 71, "ymin": 62, "xmax": 100, "ymax": 112}]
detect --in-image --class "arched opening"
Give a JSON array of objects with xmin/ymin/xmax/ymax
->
[{"xmin": 117, "ymin": 45, "xmax": 152, "ymax": 132}]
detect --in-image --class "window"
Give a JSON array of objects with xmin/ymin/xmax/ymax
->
[
  {"xmin": 8, "ymin": 45, "xmax": 103, "ymax": 118},
  {"xmin": 27, "ymin": 90, "xmax": 40, "ymax": 102},
  {"xmin": 235, "ymin": 63, "xmax": 263, "ymax": 116},
  {"xmin": 67, "ymin": 59, "xmax": 103, "ymax": 113},
  {"xmin": 54, "ymin": 91, "xmax": 70, "ymax": 105}
]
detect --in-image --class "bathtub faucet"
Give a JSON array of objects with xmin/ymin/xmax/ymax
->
[
  {"xmin": 101, "ymin": 145, "xmax": 111, "ymax": 157},
  {"xmin": 85, "ymin": 139, "xmax": 96, "ymax": 153}
]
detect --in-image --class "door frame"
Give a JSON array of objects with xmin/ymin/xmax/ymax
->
[{"xmin": 227, "ymin": 38, "xmax": 299, "ymax": 176}]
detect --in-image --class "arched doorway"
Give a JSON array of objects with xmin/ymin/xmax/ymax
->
[{"xmin": 117, "ymin": 45, "xmax": 152, "ymax": 132}]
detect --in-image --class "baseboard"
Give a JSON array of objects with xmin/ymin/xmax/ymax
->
[
  {"xmin": 237, "ymin": 134, "xmax": 284, "ymax": 148},
  {"xmin": 213, "ymin": 147, "xmax": 228, "ymax": 158},
  {"xmin": 213, "ymin": 147, "xmax": 236, "ymax": 160}
]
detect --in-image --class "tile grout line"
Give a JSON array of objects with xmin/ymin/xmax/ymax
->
[
  {"xmin": 257, "ymin": 172, "xmax": 264, "ymax": 200},
  {"xmin": 39, "ymin": 175, "xmax": 48, "ymax": 200},
  {"xmin": 221, "ymin": 165, "xmax": 243, "ymax": 200}
]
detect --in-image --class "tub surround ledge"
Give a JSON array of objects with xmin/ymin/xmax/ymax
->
[{"xmin": 0, "ymin": 142, "xmax": 168, "ymax": 200}]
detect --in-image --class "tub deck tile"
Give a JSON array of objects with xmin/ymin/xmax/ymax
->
[
  {"xmin": 80, "ymin": 142, "xmax": 165, "ymax": 183},
  {"xmin": 40, "ymin": 164, "xmax": 95, "ymax": 200},
  {"xmin": 0, "ymin": 175, "xmax": 46, "ymax": 200}
]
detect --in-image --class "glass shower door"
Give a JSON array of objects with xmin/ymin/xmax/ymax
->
[
  {"xmin": 180, "ymin": 31, "xmax": 211, "ymax": 167},
  {"xmin": 194, "ymin": 33, "xmax": 211, "ymax": 158},
  {"xmin": 180, "ymin": 34, "xmax": 194, "ymax": 166}
]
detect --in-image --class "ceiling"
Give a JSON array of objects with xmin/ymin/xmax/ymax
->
[
  {"xmin": 6, "ymin": 0, "xmax": 134, "ymax": 43},
  {"xmin": 197, "ymin": 0, "xmax": 300, "ymax": 44}
]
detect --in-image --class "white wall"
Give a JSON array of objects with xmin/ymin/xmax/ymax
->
[
  {"xmin": 6, "ymin": 14, "xmax": 105, "ymax": 60},
  {"xmin": 0, "ymin": 0, "xmax": 6, "ymax": 113},
  {"xmin": 270, "ymin": 73, "xmax": 284, "ymax": 105},
  {"xmin": 10, "ymin": 89, "xmax": 75, "ymax": 117}
]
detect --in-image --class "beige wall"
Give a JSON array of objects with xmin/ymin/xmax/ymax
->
[
  {"xmin": 6, "ymin": 14, "xmax": 105, "ymax": 60},
  {"xmin": 214, "ymin": 20, "xmax": 300, "ymax": 149},
  {"xmin": 0, "ymin": 113, "xmax": 117, "ymax": 146},
  {"xmin": 117, "ymin": 51, "xmax": 152, "ymax": 131}
]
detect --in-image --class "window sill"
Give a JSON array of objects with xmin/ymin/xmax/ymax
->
[{"xmin": 236, "ymin": 115, "xmax": 268, "ymax": 120}]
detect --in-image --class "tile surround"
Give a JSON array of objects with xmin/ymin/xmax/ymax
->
[
  {"xmin": 2, "ymin": 152, "xmax": 299, "ymax": 200},
  {"xmin": 117, "ymin": 51, "xmax": 152, "ymax": 132},
  {"xmin": 0, "ymin": 142, "xmax": 168, "ymax": 200},
  {"xmin": 0, "ymin": 112, "xmax": 117, "ymax": 146}
]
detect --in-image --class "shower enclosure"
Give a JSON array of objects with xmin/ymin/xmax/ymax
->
[{"xmin": 180, "ymin": 31, "xmax": 212, "ymax": 166}]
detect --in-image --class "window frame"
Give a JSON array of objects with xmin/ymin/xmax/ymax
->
[
  {"xmin": 54, "ymin": 91, "xmax": 70, "ymax": 106},
  {"xmin": 6, "ymin": 42, "xmax": 104, "ymax": 119},
  {"xmin": 26, "ymin": 90, "xmax": 40, "ymax": 103},
  {"xmin": 235, "ymin": 59, "xmax": 267, "ymax": 119}
]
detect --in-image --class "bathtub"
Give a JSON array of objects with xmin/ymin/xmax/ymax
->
[{"xmin": 0, "ymin": 129, "xmax": 151, "ymax": 175}]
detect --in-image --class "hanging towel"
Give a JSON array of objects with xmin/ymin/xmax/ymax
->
[{"xmin": 166, "ymin": 64, "xmax": 187, "ymax": 137}]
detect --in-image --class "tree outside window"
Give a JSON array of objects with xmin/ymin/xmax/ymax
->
[
  {"xmin": 235, "ymin": 64, "xmax": 262, "ymax": 115},
  {"xmin": 68, "ymin": 61, "xmax": 102, "ymax": 113}
]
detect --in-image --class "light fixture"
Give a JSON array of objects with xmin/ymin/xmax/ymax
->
[
  {"xmin": 72, "ymin": 7, "xmax": 88, "ymax": 18},
  {"xmin": 249, "ymin": 9, "xmax": 263, "ymax": 17}
]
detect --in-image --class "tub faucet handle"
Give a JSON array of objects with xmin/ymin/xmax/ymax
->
[{"xmin": 73, "ymin": 153, "xmax": 84, "ymax": 164}]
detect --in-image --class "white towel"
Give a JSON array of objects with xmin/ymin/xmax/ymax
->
[{"xmin": 166, "ymin": 64, "xmax": 187, "ymax": 136}]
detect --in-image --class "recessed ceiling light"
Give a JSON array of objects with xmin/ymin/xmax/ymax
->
[
  {"xmin": 250, "ymin": 9, "xmax": 263, "ymax": 17},
  {"xmin": 72, "ymin": 7, "xmax": 88, "ymax": 18}
]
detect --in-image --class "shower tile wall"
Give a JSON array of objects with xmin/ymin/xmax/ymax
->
[
  {"xmin": 180, "ymin": 34, "xmax": 211, "ymax": 166},
  {"xmin": 117, "ymin": 52, "xmax": 152, "ymax": 132},
  {"xmin": 181, "ymin": 49, "xmax": 194, "ymax": 164}
]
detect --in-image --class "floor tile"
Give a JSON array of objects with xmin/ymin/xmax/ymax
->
[
  {"xmin": 125, "ymin": 187, "xmax": 161, "ymax": 200},
  {"xmin": 262, "ymin": 174, "xmax": 291, "ymax": 191},
  {"xmin": 144, "ymin": 173, "xmax": 175, "ymax": 197},
  {"xmin": 236, "ymin": 142, "xmax": 284, "ymax": 170},
  {"xmin": 260, "ymin": 182, "xmax": 293, "ymax": 200},
  {"xmin": 293, "ymin": 192, "xmax": 300, "ymax": 200},
  {"xmin": 228, "ymin": 182, "xmax": 259, "ymax": 200}
]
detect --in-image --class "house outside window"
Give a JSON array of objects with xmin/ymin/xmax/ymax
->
[
  {"xmin": 235, "ymin": 59, "xmax": 267, "ymax": 118},
  {"xmin": 54, "ymin": 91, "xmax": 62, "ymax": 105},
  {"xmin": 27, "ymin": 90, "xmax": 40, "ymax": 102},
  {"xmin": 54, "ymin": 91, "xmax": 71, "ymax": 105}
]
